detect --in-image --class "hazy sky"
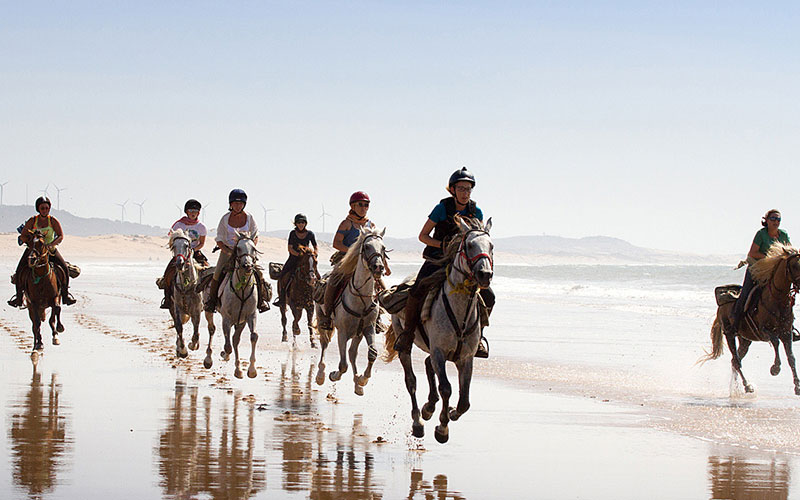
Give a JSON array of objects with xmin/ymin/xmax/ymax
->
[{"xmin": 2, "ymin": 2, "xmax": 798, "ymax": 254}]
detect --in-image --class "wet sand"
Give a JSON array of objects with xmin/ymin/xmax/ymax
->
[{"xmin": 2, "ymin": 257, "xmax": 800, "ymax": 499}]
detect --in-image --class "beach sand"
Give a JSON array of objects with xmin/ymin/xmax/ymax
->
[{"xmin": 1, "ymin": 244, "xmax": 800, "ymax": 499}]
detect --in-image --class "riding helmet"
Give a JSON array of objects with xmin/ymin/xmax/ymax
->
[
  {"xmin": 448, "ymin": 167, "xmax": 476, "ymax": 188},
  {"xmin": 228, "ymin": 189, "xmax": 248, "ymax": 206},
  {"xmin": 35, "ymin": 196, "xmax": 52, "ymax": 211},
  {"xmin": 294, "ymin": 213, "xmax": 308, "ymax": 224},
  {"xmin": 349, "ymin": 191, "xmax": 370, "ymax": 204},
  {"xmin": 184, "ymin": 199, "xmax": 202, "ymax": 212}
]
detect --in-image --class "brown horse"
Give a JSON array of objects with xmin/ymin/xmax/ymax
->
[
  {"xmin": 278, "ymin": 246, "xmax": 319, "ymax": 347},
  {"xmin": 19, "ymin": 230, "xmax": 65, "ymax": 352},
  {"xmin": 702, "ymin": 244, "xmax": 800, "ymax": 395}
]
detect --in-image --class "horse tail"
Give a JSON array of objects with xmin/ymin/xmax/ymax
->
[
  {"xmin": 697, "ymin": 314, "xmax": 725, "ymax": 365},
  {"xmin": 382, "ymin": 323, "xmax": 398, "ymax": 363}
]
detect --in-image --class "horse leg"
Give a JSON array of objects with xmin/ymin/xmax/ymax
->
[
  {"xmin": 280, "ymin": 304, "xmax": 288, "ymax": 342},
  {"xmin": 172, "ymin": 302, "xmax": 188, "ymax": 358},
  {"xmin": 232, "ymin": 322, "xmax": 245, "ymax": 379},
  {"xmin": 246, "ymin": 315, "xmax": 258, "ymax": 379},
  {"xmin": 315, "ymin": 304, "xmax": 328, "ymax": 385},
  {"xmin": 50, "ymin": 305, "xmax": 61, "ymax": 345},
  {"xmin": 328, "ymin": 324, "xmax": 349, "ymax": 382},
  {"xmin": 55, "ymin": 302, "xmax": 64, "ymax": 333},
  {"xmin": 291, "ymin": 306, "xmax": 301, "ymax": 346},
  {"xmin": 307, "ymin": 305, "xmax": 316, "ymax": 348},
  {"xmin": 188, "ymin": 306, "xmax": 200, "ymax": 351},
  {"xmin": 450, "ymin": 359, "xmax": 473, "ymax": 421},
  {"xmin": 398, "ymin": 350, "xmax": 424, "ymax": 438},
  {"xmin": 768, "ymin": 336, "xmax": 782, "ymax": 376},
  {"xmin": 421, "ymin": 356, "xmax": 439, "ymax": 421},
  {"xmin": 356, "ymin": 326, "xmax": 377, "ymax": 389},
  {"xmin": 724, "ymin": 330, "xmax": 752, "ymax": 393},
  {"xmin": 779, "ymin": 332, "xmax": 800, "ymax": 396},
  {"xmin": 220, "ymin": 317, "xmax": 232, "ymax": 361},
  {"xmin": 204, "ymin": 311, "xmax": 216, "ymax": 369},
  {"xmin": 431, "ymin": 348, "xmax": 452, "ymax": 443},
  {"xmin": 348, "ymin": 334, "xmax": 364, "ymax": 396},
  {"xmin": 29, "ymin": 306, "xmax": 43, "ymax": 352}
]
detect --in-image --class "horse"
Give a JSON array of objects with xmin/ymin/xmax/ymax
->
[
  {"xmin": 167, "ymin": 230, "xmax": 203, "ymax": 358},
  {"xmin": 278, "ymin": 246, "xmax": 319, "ymax": 347},
  {"xmin": 314, "ymin": 227, "xmax": 386, "ymax": 396},
  {"xmin": 202, "ymin": 232, "xmax": 261, "ymax": 379},
  {"xmin": 383, "ymin": 216, "xmax": 493, "ymax": 443},
  {"xmin": 701, "ymin": 244, "xmax": 800, "ymax": 395},
  {"xmin": 19, "ymin": 230, "xmax": 65, "ymax": 352}
]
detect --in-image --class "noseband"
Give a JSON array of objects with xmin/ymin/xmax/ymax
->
[
  {"xmin": 360, "ymin": 234, "xmax": 385, "ymax": 272},
  {"xmin": 455, "ymin": 229, "xmax": 493, "ymax": 278}
]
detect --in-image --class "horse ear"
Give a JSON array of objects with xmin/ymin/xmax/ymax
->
[
  {"xmin": 454, "ymin": 215, "xmax": 469, "ymax": 232},
  {"xmin": 484, "ymin": 217, "xmax": 492, "ymax": 234},
  {"xmin": 380, "ymin": 227, "xmax": 386, "ymax": 238}
]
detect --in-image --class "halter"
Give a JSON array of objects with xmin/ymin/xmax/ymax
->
[{"xmin": 454, "ymin": 229, "xmax": 493, "ymax": 279}]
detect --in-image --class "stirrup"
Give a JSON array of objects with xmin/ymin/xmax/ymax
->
[
  {"xmin": 62, "ymin": 293, "xmax": 77, "ymax": 306},
  {"xmin": 475, "ymin": 336, "xmax": 489, "ymax": 359},
  {"xmin": 7, "ymin": 295, "xmax": 23, "ymax": 308},
  {"xmin": 258, "ymin": 302, "xmax": 270, "ymax": 313},
  {"xmin": 160, "ymin": 298, "xmax": 171, "ymax": 310}
]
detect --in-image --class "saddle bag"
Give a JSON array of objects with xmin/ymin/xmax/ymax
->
[
  {"xmin": 378, "ymin": 281, "xmax": 414, "ymax": 314},
  {"xmin": 268, "ymin": 262, "xmax": 283, "ymax": 280},
  {"xmin": 714, "ymin": 284, "xmax": 741, "ymax": 306},
  {"xmin": 66, "ymin": 262, "xmax": 81, "ymax": 279}
]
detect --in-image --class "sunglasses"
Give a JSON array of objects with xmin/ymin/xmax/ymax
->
[
  {"xmin": 769, "ymin": 216, "xmax": 781, "ymax": 222},
  {"xmin": 355, "ymin": 202, "xmax": 370, "ymax": 208},
  {"xmin": 454, "ymin": 186, "xmax": 472, "ymax": 193}
]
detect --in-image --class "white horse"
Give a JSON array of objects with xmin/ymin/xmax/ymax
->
[
  {"xmin": 167, "ymin": 230, "xmax": 203, "ymax": 358},
  {"xmin": 315, "ymin": 227, "xmax": 386, "ymax": 396},
  {"xmin": 385, "ymin": 216, "xmax": 493, "ymax": 443},
  {"xmin": 202, "ymin": 233, "xmax": 260, "ymax": 379}
]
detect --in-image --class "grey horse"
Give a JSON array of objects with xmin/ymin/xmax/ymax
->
[
  {"xmin": 385, "ymin": 216, "xmax": 493, "ymax": 443},
  {"xmin": 167, "ymin": 230, "xmax": 203, "ymax": 358},
  {"xmin": 202, "ymin": 233, "xmax": 261, "ymax": 379},
  {"xmin": 315, "ymin": 227, "xmax": 386, "ymax": 396}
]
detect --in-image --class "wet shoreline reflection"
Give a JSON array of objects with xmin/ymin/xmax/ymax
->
[
  {"xmin": 708, "ymin": 452, "xmax": 791, "ymax": 500},
  {"xmin": 8, "ymin": 368, "xmax": 72, "ymax": 498}
]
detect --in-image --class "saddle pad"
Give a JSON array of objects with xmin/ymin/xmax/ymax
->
[
  {"xmin": 378, "ymin": 281, "xmax": 414, "ymax": 314},
  {"xmin": 268, "ymin": 262, "xmax": 283, "ymax": 280},
  {"xmin": 715, "ymin": 284, "xmax": 741, "ymax": 306}
]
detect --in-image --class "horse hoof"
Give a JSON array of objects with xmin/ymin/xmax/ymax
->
[
  {"xmin": 248, "ymin": 367, "xmax": 257, "ymax": 378},
  {"xmin": 357, "ymin": 375, "xmax": 369, "ymax": 387},
  {"xmin": 795, "ymin": 386, "xmax": 800, "ymax": 396},
  {"xmin": 281, "ymin": 333, "xmax": 287, "ymax": 342},
  {"xmin": 188, "ymin": 341, "xmax": 199, "ymax": 351},
  {"xmin": 771, "ymin": 365, "xmax": 781, "ymax": 376},
  {"xmin": 203, "ymin": 357, "xmax": 213, "ymax": 369},
  {"xmin": 329, "ymin": 372, "xmax": 341, "ymax": 382},
  {"xmin": 310, "ymin": 340, "xmax": 317, "ymax": 348},
  {"xmin": 434, "ymin": 425, "xmax": 449, "ymax": 444},
  {"xmin": 412, "ymin": 423, "xmax": 424, "ymax": 438},
  {"xmin": 221, "ymin": 352, "xmax": 230, "ymax": 361},
  {"xmin": 177, "ymin": 348, "xmax": 188, "ymax": 359},
  {"xmin": 745, "ymin": 384, "xmax": 754, "ymax": 393},
  {"xmin": 354, "ymin": 385, "xmax": 364, "ymax": 396},
  {"xmin": 421, "ymin": 402, "xmax": 436, "ymax": 421},
  {"xmin": 56, "ymin": 324, "xmax": 64, "ymax": 333},
  {"xmin": 234, "ymin": 369, "xmax": 243, "ymax": 379},
  {"xmin": 315, "ymin": 372, "xmax": 325, "ymax": 386},
  {"xmin": 52, "ymin": 336, "xmax": 60, "ymax": 346}
]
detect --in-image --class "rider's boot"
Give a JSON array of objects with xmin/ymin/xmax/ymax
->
[
  {"xmin": 318, "ymin": 280, "xmax": 339, "ymax": 331},
  {"xmin": 204, "ymin": 278, "xmax": 220, "ymax": 312},
  {"xmin": 160, "ymin": 289, "xmax": 173, "ymax": 310},
  {"xmin": 474, "ymin": 304, "xmax": 491, "ymax": 358},
  {"xmin": 160, "ymin": 266, "xmax": 175, "ymax": 309},
  {"xmin": 7, "ymin": 281, "xmax": 24, "ymax": 308},
  {"xmin": 61, "ymin": 287, "xmax": 77, "ymax": 306},
  {"xmin": 394, "ymin": 294, "xmax": 423, "ymax": 354},
  {"xmin": 254, "ymin": 269, "xmax": 270, "ymax": 313},
  {"xmin": 273, "ymin": 275, "xmax": 287, "ymax": 307}
]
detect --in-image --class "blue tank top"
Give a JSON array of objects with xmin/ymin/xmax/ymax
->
[{"xmin": 339, "ymin": 220, "xmax": 374, "ymax": 248}]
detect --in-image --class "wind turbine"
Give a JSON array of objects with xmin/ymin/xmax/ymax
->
[
  {"xmin": 202, "ymin": 203, "xmax": 210, "ymax": 224},
  {"xmin": 175, "ymin": 204, "xmax": 183, "ymax": 217},
  {"xmin": 0, "ymin": 182, "xmax": 7, "ymax": 206},
  {"xmin": 53, "ymin": 184, "xmax": 67, "ymax": 210},
  {"xmin": 116, "ymin": 200, "xmax": 129, "ymax": 222},
  {"xmin": 260, "ymin": 204, "xmax": 275, "ymax": 232},
  {"xmin": 133, "ymin": 200, "xmax": 146, "ymax": 224},
  {"xmin": 320, "ymin": 203, "xmax": 332, "ymax": 233},
  {"xmin": 39, "ymin": 183, "xmax": 50, "ymax": 200}
]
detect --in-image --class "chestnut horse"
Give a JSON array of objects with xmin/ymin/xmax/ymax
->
[
  {"xmin": 278, "ymin": 246, "xmax": 319, "ymax": 347},
  {"xmin": 19, "ymin": 230, "xmax": 65, "ymax": 352}
]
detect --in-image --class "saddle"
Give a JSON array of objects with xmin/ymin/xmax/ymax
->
[
  {"xmin": 377, "ymin": 280, "xmax": 414, "ymax": 314},
  {"xmin": 715, "ymin": 284, "xmax": 762, "ymax": 314},
  {"xmin": 313, "ymin": 271, "xmax": 350, "ymax": 305}
]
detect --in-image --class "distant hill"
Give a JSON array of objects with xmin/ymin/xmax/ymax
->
[{"xmin": 0, "ymin": 205, "xmax": 167, "ymax": 237}]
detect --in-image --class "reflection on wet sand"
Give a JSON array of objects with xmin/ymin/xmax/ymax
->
[
  {"xmin": 708, "ymin": 453, "xmax": 790, "ymax": 500},
  {"xmin": 156, "ymin": 381, "xmax": 267, "ymax": 499},
  {"xmin": 274, "ymin": 350, "xmax": 382, "ymax": 499},
  {"xmin": 8, "ymin": 369, "xmax": 72, "ymax": 498},
  {"xmin": 406, "ymin": 470, "xmax": 465, "ymax": 500}
]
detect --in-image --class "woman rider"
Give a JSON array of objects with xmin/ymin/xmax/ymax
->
[
  {"xmin": 159, "ymin": 199, "xmax": 209, "ymax": 309},
  {"xmin": 393, "ymin": 167, "xmax": 492, "ymax": 358},
  {"xmin": 318, "ymin": 191, "xmax": 391, "ymax": 328},
  {"xmin": 204, "ymin": 189, "xmax": 270, "ymax": 313},
  {"xmin": 8, "ymin": 196, "xmax": 76, "ymax": 307},
  {"xmin": 273, "ymin": 213, "xmax": 319, "ymax": 307},
  {"xmin": 731, "ymin": 209, "xmax": 791, "ymax": 331}
]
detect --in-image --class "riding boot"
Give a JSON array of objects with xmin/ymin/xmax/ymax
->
[
  {"xmin": 160, "ymin": 288, "xmax": 173, "ymax": 310},
  {"xmin": 254, "ymin": 270, "xmax": 270, "ymax": 313},
  {"xmin": 7, "ymin": 281, "xmax": 24, "ymax": 308},
  {"xmin": 394, "ymin": 294, "xmax": 423, "ymax": 353},
  {"xmin": 160, "ymin": 265, "xmax": 176, "ymax": 309},
  {"xmin": 319, "ymin": 279, "xmax": 338, "ymax": 330},
  {"xmin": 61, "ymin": 287, "xmax": 77, "ymax": 306},
  {"xmin": 204, "ymin": 278, "xmax": 220, "ymax": 312},
  {"xmin": 273, "ymin": 275, "xmax": 287, "ymax": 307}
]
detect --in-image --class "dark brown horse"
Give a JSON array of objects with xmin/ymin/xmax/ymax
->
[
  {"xmin": 702, "ymin": 244, "xmax": 800, "ymax": 395},
  {"xmin": 19, "ymin": 230, "xmax": 65, "ymax": 352},
  {"xmin": 278, "ymin": 246, "xmax": 319, "ymax": 347}
]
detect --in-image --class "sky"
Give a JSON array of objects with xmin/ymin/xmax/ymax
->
[{"xmin": 1, "ymin": 1, "xmax": 798, "ymax": 254}]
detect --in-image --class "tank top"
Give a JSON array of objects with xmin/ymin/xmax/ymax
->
[
  {"xmin": 35, "ymin": 215, "xmax": 57, "ymax": 245},
  {"xmin": 225, "ymin": 217, "xmax": 250, "ymax": 247}
]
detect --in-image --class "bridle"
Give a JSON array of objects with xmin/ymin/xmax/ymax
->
[{"xmin": 453, "ymin": 229, "xmax": 493, "ymax": 280}]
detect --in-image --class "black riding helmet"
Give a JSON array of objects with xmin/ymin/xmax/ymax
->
[
  {"xmin": 448, "ymin": 167, "xmax": 476, "ymax": 187},
  {"xmin": 184, "ymin": 199, "xmax": 202, "ymax": 212},
  {"xmin": 35, "ymin": 196, "xmax": 52, "ymax": 211},
  {"xmin": 228, "ymin": 189, "xmax": 247, "ymax": 207},
  {"xmin": 294, "ymin": 213, "xmax": 308, "ymax": 224}
]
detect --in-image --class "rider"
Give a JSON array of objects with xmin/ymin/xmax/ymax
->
[
  {"xmin": 393, "ymin": 167, "xmax": 492, "ymax": 358},
  {"xmin": 203, "ymin": 189, "xmax": 270, "ymax": 313},
  {"xmin": 273, "ymin": 213, "xmax": 319, "ymax": 307},
  {"xmin": 8, "ymin": 196, "xmax": 77, "ymax": 307},
  {"xmin": 318, "ymin": 191, "xmax": 391, "ymax": 328},
  {"xmin": 731, "ymin": 209, "xmax": 791, "ymax": 330},
  {"xmin": 159, "ymin": 199, "xmax": 208, "ymax": 310}
]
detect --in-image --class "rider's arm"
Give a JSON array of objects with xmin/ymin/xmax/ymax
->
[
  {"xmin": 747, "ymin": 241, "xmax": 765, "ymax": 261},
  {"xmin": 418, "ymin": 218, "xmax": 441, "ymax": 248},
  {"xmin": 49, "ymin": 218, "xmax": 64, "ymax": 247},
  {"xmin": 332, "ymin": 221, "xmax": 349, "ymax": 253},
  {"xmin": 20, "ymin": 218, "xmax": 36, "ymax": 246},
  {"xmin": 195, "ymin": 235, "xmax": 205, "ymax": 250}
]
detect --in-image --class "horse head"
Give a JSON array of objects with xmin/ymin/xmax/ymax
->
[
  {"xmin": 297, "ymin": 245, "xmax": 319, "ymax": 284},
  {"xmin": 27, "ymin": 229, "xmax": 50, "ymax": 267},
  {"xmin": 454, "ymin": 216, "xmax": 493, "ymax": 289},
  {"xmin": 169, "ymin": 230, "xmax": 193, "ymax": 270},
  {"xmin": 234, "ymin": 232, "xmax": 258, "ymax": 272},
  {"xmin": 784, "ymin": 251, "xmax": 800, "ymax": 288},
  {"xmin": 360, "ymin": 227, "xmax": 386, "ymax": 279}
]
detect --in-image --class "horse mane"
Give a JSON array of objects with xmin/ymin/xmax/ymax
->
[
  {"xmin": 750, "ymin": 243, "xmax": 798, "ymax": 286},
  {"xmin": 331, "ymin": 226, "xmax": 381, "ymax": 277},
  {"xmin": 418, "ymin": 216, "xmax": 484, "ymax": 291},
  {"xmin": 168, "ymin": 229, "xmax": 190, "ymax": 248}
]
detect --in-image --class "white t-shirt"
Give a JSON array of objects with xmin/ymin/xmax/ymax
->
[
  {"xmin": 215, "ymin": 212, "xmax": 258, "ymax": 248},
  {"xmin": 170, "ymin": 219, "xmax": 207, "ymax": 248}
]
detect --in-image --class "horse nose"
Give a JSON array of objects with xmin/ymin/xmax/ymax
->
[{"xmin": 474, "ymin": 269, "xmax": 492, "ymax": 288}]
